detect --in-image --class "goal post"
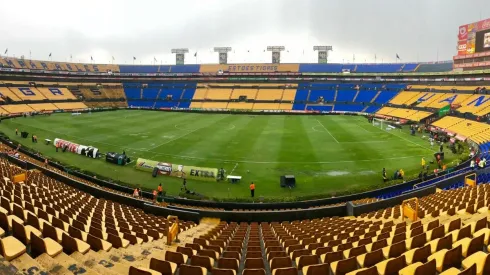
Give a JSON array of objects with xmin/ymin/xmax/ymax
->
[{"xmin": 372, "ymin": 118, "xmax": 401, "ymax": 132}]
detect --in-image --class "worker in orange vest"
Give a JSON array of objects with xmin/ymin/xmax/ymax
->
[
  {"xmin": 157, "ymin": 183, "xmax": 163, "ymax": 195},
  {"xmin": 250, "ymin": 182, "xmax": 255, "ymax": 198}
]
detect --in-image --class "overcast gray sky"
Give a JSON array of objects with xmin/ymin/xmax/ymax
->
[{"xmin": 1, "ymin": 0, "xmax": 489, "ymax": 65}]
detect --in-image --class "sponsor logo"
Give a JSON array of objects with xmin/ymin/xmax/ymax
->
[
  {"xmin": 156, "ymin": 162, "xmax": 173, "ymax": 173},
  {"xmin": 458, "ymin": 44, "xmax": 467, "ymax": 50},
  {"xmin": 190, "ymin": 169, "xmax": 215, "ymax": 178},
  {"xmin": 479, "ymin": 19, "xmax": 490, "ymax": 30},
  {"xmin": 459, "ymin": 25, "xmax": 468, "ymax": 40},
  {"xmin": 137, "ymin": 162, "xmax": 154, "ymax": 169}
]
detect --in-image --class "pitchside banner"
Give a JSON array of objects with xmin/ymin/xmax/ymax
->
[{"xmin": 135, "ymin": 158, "xmax": 218, "ymax": 182}]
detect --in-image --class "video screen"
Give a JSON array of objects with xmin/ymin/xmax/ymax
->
[{"xmin": 475, "ymin": 29, "xmax": 490, "ymax": 52}]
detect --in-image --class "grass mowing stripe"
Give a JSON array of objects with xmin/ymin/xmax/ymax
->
[{"xmin": 0, "ymin": 111, "xmax": 465, "ymax": 200}]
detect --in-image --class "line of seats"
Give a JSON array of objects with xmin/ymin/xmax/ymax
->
[
  {"xmin": 431, "ymin": 117, "xmax": 490, "ymax": 144},
  {"xmin": 0, "ymin": 158, "xmax": 195, "ymax": 274}
]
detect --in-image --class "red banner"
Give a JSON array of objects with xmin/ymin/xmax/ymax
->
[
  {"xmin": 477, "ymin": 18, "xmax": 490, "ymax": 31},
  {"xmin": 457, "ymin": 40, "xmax": 467, "ymax": 56},
  {"xmin": 458, "ymin": 24, "xmax": 468, "ymax": 40}
]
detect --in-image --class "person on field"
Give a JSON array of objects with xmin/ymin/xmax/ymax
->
[
  {"xmin": 15, "ymin": 128, "xmax": 18, "ymax": 136},
  {"xmin": 250, "ymin": 182, "xmax": 255, "ymax": 198},
  {"xmin": 382, "ymin": 168, "xmax": 387, "ymax": 182},
  {"xmin": 157, "ymin": 183, "xmax": 163, "ymax": 195},
  {"xmin": 421, "ymin": 157, "xmax": 426, "ymax": 169}
]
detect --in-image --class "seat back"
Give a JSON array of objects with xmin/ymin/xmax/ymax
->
[
  {"xmin": 11, "ymin": 220, "xmax": 27, "ymax": 245},
  {"xmin": 442, "ymin": 245, "xmax": 462, "ymax": 271},
  {"xmin": 222, "ymin": 251, "xmax": 240, "ymax": 261},
  {"xmin": 371, "ymin": 239, "xmax": 387, "ymax": 251},
  {"xmin": 410, "ymin": 233, "xmax": 427, "ymax": 250},
  {"xmin": 437, "ymin": 235, "xmax": 453, "ymax": 251},
  {"xmin": 26, "ymin": 212, "xmax": 41, "ymax": 230},
  {"xmin": 385, "ymin": 255, "xmax": 406, "ymax": 275},
  {"xmin": 458, "ymin": 264, "xmax": 477, "ymax": 275},
  {"xmin": 245, "ymin": 258, "xmax": 265, "ymax": 269},
  {"xmin": 217, "ymin": 258, "xmax": 239, "ymax": 271},
  {"xmin": 355, "ymin": 266, "xmax": 378, "ymax": 275},
  {"xmin": 457, "ymin": 225, "xmax": 472, "ymax": 241},
  {"xmin": 177, "ymin": 246, "xmax": 194, "ymax": 258},
  {"xmin": 297, "ymin": 254, "xmax": 319, "ymax": 269},
  {"xmin": 107, "ymin": 234, "xmax": 123, "ymax": 248},
  {"xmin": 467, "ymin": 235, "xmax": 484, "ymax": 258},
  {"xmin": 268, "ymin": 251, "xmax": 288, "ymax": 262},
  {"xmin": 86, "ymin": 234, "xmax": 103, "ymax": 252},
  {"xmin": 0, "ymin": 212, "xmax": 9, "ymax": 232},
  {"xmin": 179, "ymin": 264, "xmax": 206, "ymax": 275},
  {"xmin": 291, "ymin": 249, "xmax": 310, "ymax": 261},
  {"xmin": 388, "ymin": 241, "xmax": 406, "ymax": 258},
  {"xmin": 211, "ymin": 268, "xmax": 235, "ymax": 275},
  {"xmin": 323, "ymin": 251, "xmax": 342, "ymax": 264},
  {"xmin": 30, "ymin": 233, "xmax": 46, "ymax": 258},
  {"xmin": 272, "ymin": 267, "xmax": 297, "ymax": 275},
  {"xmin": 270, "ymin": 256, "xmax": 292, "ymax": 271},
  {"xmin": 430, "ymin": 225, "xmax": 445, "ymax": 240},
  {"xmin": 414, "ymin": 259, "xmax": 436, "ymax": 275},
  {"xmin": 364, "ymin": 249, "xmax": 384, "ymax": 268},
  {"xmin": 191, "ymin": 255, "xmax": 213, "ymax": 271},
  {"xmin": 303, "ymin": 263, "xmax": 329, "ymax": 275},
  {"xmin": 61, "ymin": 233, "xmax": 78, "ymax": 255},
  {"xmin": 149, "ymin": 258, "xmax": 174, "ymax": 275},
  {"xmin": 242, "ymin": 268, "xmax": 266, "ymax": 275},
  {"xmin": 165, "ymin": 251, "xmax": 186, "ymax": 266},
  {"xmin": 348, "ymin": 245, "xmax": 367, "ymax": 258},
  {"xmin": 128, "ymin": 266, "xmax": 153, "ymax": 275},
  {"xmin": 412, "ymin": 244, "xmax": 431, "ymax": 263},
  {"xmin": 246, "ymin": 251, "xmax": 262, "ymax": 259}
]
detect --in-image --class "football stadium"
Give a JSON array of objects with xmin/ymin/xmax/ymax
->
[{"xmin": 0, "ymin": 1, "xmax": 490, "ymax": 274}]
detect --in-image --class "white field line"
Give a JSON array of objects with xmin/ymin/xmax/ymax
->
[
  {"xmin": 149, "ymin": 115, "xmax": 229, "ymax": 151},
  {"xmin": 7, "ymin": 116, "xmax": 427, "ymax": 164},
  {"xmin": 315, "ymin": 119, "xmax": 340, "ymax": 143}
]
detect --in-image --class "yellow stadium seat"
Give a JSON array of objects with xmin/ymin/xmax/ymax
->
[
  {"xmin": 53, "ymin": 102, "xmax": 87, "ymax": 110},
  {"xmin": 9, "ymin": 87, "xmax": 47, "ymax": 100}
]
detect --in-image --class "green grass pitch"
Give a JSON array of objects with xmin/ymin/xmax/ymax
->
[{"xmin": 0, "ymin": 110, "xmax": 461, "ymax": 201}]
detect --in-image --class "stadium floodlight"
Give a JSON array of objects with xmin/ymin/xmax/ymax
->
[
  {"xmin": 213, "ymin": 47, "xmax": 232, "ymax": 53},
  {"xmin": 313, "ymin": 46, "xmax": 333, "ymax": 64},
  {"xmin": 313, "ymin": 46, "xmax": 333, "ymax": 51},
  {"xmin": 171, "ymin": 48, "xmax": 189, "ymax": 65},
  {"xmin": 266, "ymin": 46, "xmax": 285, "ymax": 52},
  {"xmin": 267, "ymin": 46, "xmax": 285, "ymax": 64},
  {"xmin": 171, "ymin": 48, "xmax": 189, "ymax": 54},
  {"xmin": 214, "ymin": 47, "xmax": 232, "ymax": 65}
]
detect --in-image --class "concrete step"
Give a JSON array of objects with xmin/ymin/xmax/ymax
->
[
  {"xmin": 10, "ymin": 254, "xmax": 52, "ymax": 275},
  {"xmin": 69, "ymin": 252, "xmax": 121, "ymax": 275},
  {"xmin": 0, "ymin": 255, "xmax": 22, "ymax": 275},
  {"xmin": 94, "ymin": 250, "xmax": 141, "ymax": 274},
  {"xmin": 35, "ymin": 253, "xmax": 85, "ymax": 275},
  {"xmin": 37, "ymin": 253, "xmax": 100, "ymax": 275}
]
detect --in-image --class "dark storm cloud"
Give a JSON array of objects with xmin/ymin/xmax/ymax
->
[{"xmin": 1, "ymin": 0, "xmax": 489, "ymax": 63}]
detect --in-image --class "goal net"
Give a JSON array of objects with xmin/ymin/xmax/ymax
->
[{"xmin": 372, "ymin": 118, "xmax": 401, "ymax": 132}]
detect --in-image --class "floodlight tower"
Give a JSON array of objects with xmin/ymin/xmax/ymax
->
[
  {"xmin": 171, "ymin": 48, "xmax": 189, "ymax": 65},
  {"xmin": 213, "ymin": 47, "xmax": 232, "ymax": 64},
  {"xmin": 267, "ymin": 46, "xmax": 285, "ymax": 64},
  {"xmin": 313, "ymin": 46, "xmax": 333, "ymax": 63}
]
